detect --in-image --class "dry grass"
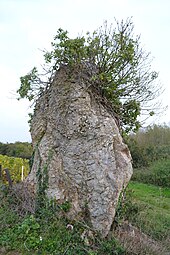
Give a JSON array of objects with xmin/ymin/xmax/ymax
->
[
  {"xmin": 0, "ymin": 247, "xmax": 21, "ymax": 255},
  {"xmin": 114, "ymin": 221, "xmax": 170, "ymax": 255},
  {"xmin": 4, "ymin": 182, "xmax": 35, "ymax": 217}
]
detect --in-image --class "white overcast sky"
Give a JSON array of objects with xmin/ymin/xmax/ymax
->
[{"xmin": 0, "ymin": 0, "xmax": 170, "ymax": 142}]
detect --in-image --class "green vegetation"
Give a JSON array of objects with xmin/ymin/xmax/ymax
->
[
  {"xmin": 35, "ymin": 150, "xmax": 53, "ymax": 214},
  {"xmin": 1, "ymin": 16, "xmax": 170, "ymax": 253},
  {"xmin": 128, "ymin": 124, "xmax": 170, "ymax": 168},
  {"xmin": 0, "ymin": 142, "xmax": 32, "ymax": 159},
  {"xmin": 0, "ymin": 147, "xmax": 126, "ymax": 254},
  {"xmin": 0, "ymin": 154, "xmax": 30, "ymax": 183},
  {"xmin": 2, "ymin": 180, "xmax": 169, "ymax": 255},
  {"xmin": 0, "ymin": 184, "xmax": 125, "ymax": 255},
  {"xmin": 128, "ymin": 124, "xmax": 170, "ymax": 187},
  {"xmin": 1, "ymin": 125, "xmax": 170, "ymax": 254},
  {"xmin": 17, "ymin": 19, "xmax": 162, "ymax": 134},
  {"xmin": 113, "ymin": 124, "xmax": 170, "ymax": 253},
  {"xmin": 132, "ymin": 159, "xmax": 170, "ymax": 187},
  {"xmin": 127, "ymin": 182, "xmax": 170, "ymax": 241},
  {"xmin": 114, "ymin": 181, "xmax": 170, "ymax": 253}
]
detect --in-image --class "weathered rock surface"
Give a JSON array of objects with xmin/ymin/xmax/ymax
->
[{"xmin": 27, "ymin": 66, "xmax": 133, "ymax": 237}]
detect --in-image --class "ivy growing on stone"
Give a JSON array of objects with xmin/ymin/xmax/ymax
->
[
  {"xmin": 17, "ymin": 18, "xmax": 163, "ymax": 133},
  {"xmin": 35, "ymin": 149, "xmax": 53, "ymax": 213}
]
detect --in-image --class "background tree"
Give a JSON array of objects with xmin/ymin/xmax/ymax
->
[
  {"xmin": 128, "ymin": 124, "xmax": 170, "ymax": 168},
  {"xmin": 0, "ymin": 142, "xmax": 32, "ymax": 159},
  {"xmin": 17, "ymin": 18, "xmax": 163, "ymax": 134}
]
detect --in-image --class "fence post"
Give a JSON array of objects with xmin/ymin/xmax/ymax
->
[
  {"xmin": 21, "ymin": 166, "xmax": 24, "ymax": 181},
  {"xmin": 4, "ymin": 168, "xmax": 13, "ymax": 187},
  {"xmin": 0, "ymin": 165, "xmax": 2, "ymax": 180}
]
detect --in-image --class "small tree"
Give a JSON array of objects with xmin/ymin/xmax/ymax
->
[{"xmin": 17, "ymin": 18, "xmax": 163, "ymax": 134}]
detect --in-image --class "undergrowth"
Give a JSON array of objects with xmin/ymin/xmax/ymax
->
[
  {"xmin": 0, "ymin": 182, "xmax": 125, "ymax": 255},
  {"xmin": 1, "ymin": 181, "xmax": 170, "ymax": 254},
  {"xmin": 1, "ymin": 155, "xmax": 170, "ymax": 254},
  {"xmin": 132, "ymin": 158, "xmax": 170, "ymax": 188}
]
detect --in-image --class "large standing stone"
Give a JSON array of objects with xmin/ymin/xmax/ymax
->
[{"xmin": 27, "ymin": 66, "xmax": 133, "ymax": 237}]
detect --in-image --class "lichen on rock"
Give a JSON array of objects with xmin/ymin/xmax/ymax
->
[{"xmin": 26, "ymin": 65, "xmax": 133, "ymax": 237}]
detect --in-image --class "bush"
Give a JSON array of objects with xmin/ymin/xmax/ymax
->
[
  {"xmin": 132, "ymin": 159, "xmax": 170, "ymax": 187},
  {"xmin": 127, "ymin": 138, "xmax": 150, "ymax": 168},
  {"xmin": 127, "ymin": 124, "xmax": 170, "ymax": 168}
]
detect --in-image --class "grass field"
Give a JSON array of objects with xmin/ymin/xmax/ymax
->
[{"xmin": 126, "ymin": 181, "xmax": 170, "ymax": 251}]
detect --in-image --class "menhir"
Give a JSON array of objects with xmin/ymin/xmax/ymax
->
[{"xmin": 26, "ymin": 66, "xmax": 133, "ymax": 237}]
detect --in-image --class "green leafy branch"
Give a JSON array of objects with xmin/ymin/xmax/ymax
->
[{"xmin": 17, "ymin": 18, "xmax": 163, "ymax": 133}]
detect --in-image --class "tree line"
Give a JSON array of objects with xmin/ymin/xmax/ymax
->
[
  {"xmin": 1, "ymin": 124, "xmax": 170, "ymax": 167},
  {"xmin": 128, "ymin": 124, "xmax": 170, "ymax": 168},
  {"xmin": 0, "ymin": 142, "xmax": 32, "ymax": 159}
]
